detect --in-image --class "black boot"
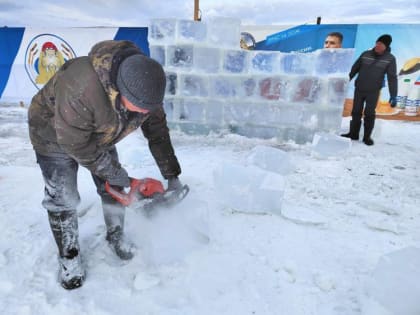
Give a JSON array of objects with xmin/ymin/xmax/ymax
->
[
  {"xmin": 363, "ymin": 118, "xmax": 375, "ymax": 146},
  {"xmin": 103, "ymin": 203, "xmax": 135, "ymax": 260},
  {"xmin": 48, "ymin": 211, "xmax": 85, "ymax": 289},
  {"xmin": 341, "ymin": 120, "xmax": 361, "ymax": 140}
]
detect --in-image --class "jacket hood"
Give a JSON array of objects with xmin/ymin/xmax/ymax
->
[{"xmin": 88, "ymin": 40, "xmax": 143, "ymax": 111}]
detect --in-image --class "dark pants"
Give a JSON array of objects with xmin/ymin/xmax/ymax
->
[
  {"xmin": 36, "ymin": 149, "xmax": 119, "ymax": 212},
  {"xmin": 351, "ymin": 89, "xmax": 380, "ymax": 123}
]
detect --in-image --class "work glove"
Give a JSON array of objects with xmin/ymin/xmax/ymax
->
[
  {"xmin": 167, "ymin": 177, "xmax": 182, "ymax": 191},
  {"xmin": 389, "ymin": 96, "xmax": 397, "ymax": 108},
  {"xmin": 107, "ymin": 167, "xmax": 130, "ymax": 188}
]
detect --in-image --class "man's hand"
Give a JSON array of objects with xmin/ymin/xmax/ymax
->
[
  {"xmin": 107, "ymin": 167, "xmax": 130, "ymax": 188},
  {"xmin": 167, "ymin": 177, "xmax": 182, "ymax": 191},
  {"xmin": 389, "ymin": 96, "xmax": 397, "ymax": 108}
]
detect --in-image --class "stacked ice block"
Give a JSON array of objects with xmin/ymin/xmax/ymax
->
[{"xmin": 149, "ymin": 17, "xmax": 354, "ymax": 143}]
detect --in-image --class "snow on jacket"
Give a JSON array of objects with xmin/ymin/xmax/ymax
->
[
  {"xmin": 28, "ymin": 40, "xmax": 181, "ymax": 181},
  {"xmin": 349, "ymin": 48, "xmax": 398, "ymax": 97}
]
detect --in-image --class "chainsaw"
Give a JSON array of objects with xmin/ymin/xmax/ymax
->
[{"xmin": 105, "ymin": 177, "xmax": 189, "ymax": 215}]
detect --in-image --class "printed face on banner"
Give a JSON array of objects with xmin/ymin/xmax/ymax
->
[{"xmin": 24, "ymin": 34, "xmax": 76, "ymax": 89}]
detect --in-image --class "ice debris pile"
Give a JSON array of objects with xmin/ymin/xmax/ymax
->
[{"xmin": 149, "ymin": 17, "xmax": 355, "ymax": 143}]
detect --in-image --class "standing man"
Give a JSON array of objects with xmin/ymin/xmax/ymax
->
[
  {"xmin": 324, "ymin": 32, "xmax": 343, "ymax": 48},
  {"xmin": 28, "ymin": 40, "xmax": 183, "ymax": 289},
  {"xmin": 341, "ymin": 34, "xmax": 397, "ymax": 145}
]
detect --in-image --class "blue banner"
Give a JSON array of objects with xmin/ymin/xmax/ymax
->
[
  {"xmin": 114, "ymin": 27, "xmax": 150, "ymax": 56},
  {"xmin": 255, "ymin": 24, "xmax": 358, "ymax": 52},
  {"xmin": 0, "ymin": 28, "xmax": 25, "ymax": 99}
]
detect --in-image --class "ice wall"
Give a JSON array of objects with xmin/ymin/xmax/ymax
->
[{"xmin": 149, "ymin": 17, "xmax": 354, "ymax": 143}]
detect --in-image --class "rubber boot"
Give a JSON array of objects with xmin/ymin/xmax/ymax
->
[
  {"xmin": 363, "ymin": 118, "xmax": 375, "ymax": 146},
  {"xmin": 103, "ymin": 202, "xmax": 135, "ymax": 260},
  {"xmin": 341, "ymin": 120, "xmax": 361, "ymax": 140},
  {"xmin": 48, "ymin": 210, "xmax": 85, "ymax": 289}
]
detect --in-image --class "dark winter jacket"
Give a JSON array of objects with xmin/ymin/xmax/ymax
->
[
  {"xmin": 349, "ymin": 48, "xmax": 397, "ymax": 97},
  {"xmin": 28, "ymin": 40, "xmax": 181, "ymax": 181}
]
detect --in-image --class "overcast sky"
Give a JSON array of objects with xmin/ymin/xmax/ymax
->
[{"xmin": 1, "ymin": 0, "xmax": 419, "ymax": 27}]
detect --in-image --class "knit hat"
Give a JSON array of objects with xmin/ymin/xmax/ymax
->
[
  {"xmin": 376, "ymin": 34, "xmax": 392, "ymax": 48},
  {"xmin": 116, "ymin": 54, "xmax": 166, "ymax": 110}
]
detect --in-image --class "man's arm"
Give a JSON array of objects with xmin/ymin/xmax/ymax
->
[
  {"xmin": 387, "ymin": 56, "xmax": 398, "ymax": 98},
  {"xmin": 349, "ymin": 53, "xmax": 363, "ymax": 80},
  {"xmin": 141, "ymin": 107, "xmax": 181, "ymax": 179}
]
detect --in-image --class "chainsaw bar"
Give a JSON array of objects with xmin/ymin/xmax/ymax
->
[{"xmin": 131, "ymin": 184, "xmax": 190, "ymax": 215}]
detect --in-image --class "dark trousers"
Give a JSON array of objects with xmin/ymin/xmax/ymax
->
[
  {"xmin": 351, "ymin": 89, "xmax": 380, "ymax": 124},
  {"xmin": 36, "ymin": 149, "xmax": 119, "ymax": 212}
]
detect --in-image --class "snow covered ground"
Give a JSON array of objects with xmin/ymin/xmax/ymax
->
[{"xmin": 0, "ymin": 103, "xmax": 419, "ymax": 315}]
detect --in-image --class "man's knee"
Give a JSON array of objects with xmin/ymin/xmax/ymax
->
[{"xmin": 36, "ymin": 152, "xmax": 80, "ymax": 211}]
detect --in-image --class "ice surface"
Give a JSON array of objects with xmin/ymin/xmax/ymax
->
[
  {"xmin": 232, "ymin": 124, "xmax": 282, "ymax": 140},
  {"xmin": 223, "ymin": 50, "xmax": 248, "ymax": 73},
  {"xmin": 257, "ymin": 76, "xmax": 291, "ymax": 101},
  {"xmin": 209, "ymin": 75, "xmax": 240, "ymax": 98},
  {"xmin": 206, "ymin": 17, "xmax": 241, "ymax": 48},
  {"xmin": 250, "ymin": 51, "xmax": 280, "ymax": 73},
  {"xmin": 362, "ymin": 247, "xmax": 420, "ymax": 315},
  {"xmin": 274, "ymin": 105, "xmax": 304, "ymax": 126},
  {"xmin": 280, "ymin": 53, "xmax": 315, "ymax": 75},
  {"xmin": 179, "ymin": 74, "xmax": 209, "ymax": 97},
  {"xmin": 193, "ymin": 46, "xmax": 221, "ymax": 73},
  {"xmin": 204, "ymin": 99, "xmax": 224, "ymax": 125},
  {"xmin": 278, "ymin": 127, "xmax": 316, "ymax": 144},
  {"xmin": 170, "ymin": 121, "xmax": 223, "ymax": 135},
  {"xmin": 290, "ymin": 77, "xmax": 323, "ymax": 104},
  {"xmin": 225, "ymin": 100, "xmax": 302, "ymax": 128},
  {"xmin": 301, "ymin": 107, "xmax": 343, "ymax": 132},
  {"xmin": 241, "ymin": 77, "xmax": 258, "ymax": 98},
  {"xmin": 149, "ymin": 19, "xmax": 177, "ymax": 44},
  {"xmin": 246, "ymin": 145, "xmax": 294, "ymax": 175},
  {"xmin": 317, "ymin": 107, "xmax": 343, "ymax": 132},
  {"xmin": 163, "ymin": 97, "xmax": 180, "ymax": 121},
  {"xmin": 213, "ymin": 162, "xmax": 285, "ymax": 214},
  {"xmin": 251, "ymin": 103, "xmax": 302, "ymax": 127},
  {"xmin": 328, "ymin": 77, "xmax": 349, "ymax": 106},
  {"xmin": 177, "ymin": 19, "xmax": 207, "ymax": 43},
  {"xmin": 316, "ymin": 108, "xmax": 344, "ymax": 131},
  {"xmin": 167, "ymin": 45, "xmax": 194, "ymax": 69},
  {"xmin": 301, "ymin": 107, "xmax": 319, "ymax": 129},
  {"xmin": 165, "ymin": 72, "xmax": 177, "ymax": 96},
  {"xmin": 223, "ymin": 102, "xmax": 253, "ymax": 125},
  {"xmin": 149, "ymin": 45, "xmax": 165, "ymax": 66},
  {"xmin": 314, "ymin": 49, "xmax": 355, "ymax": 75},
  {"xmin": 249, "ymin": 102, "xmax": 280, "ymax": 125},
  {"xmin": 311, "ymin": 132, "xmax": 351, "ymax": 158},
  {"xmin": 179, "ymin": 98, "xmax": 207, "ymax": 122}
]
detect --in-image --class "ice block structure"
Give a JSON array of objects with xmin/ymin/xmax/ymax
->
[{"xmin": 149, "ymin": 17, "xmax": 354, "ymax": 143}]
